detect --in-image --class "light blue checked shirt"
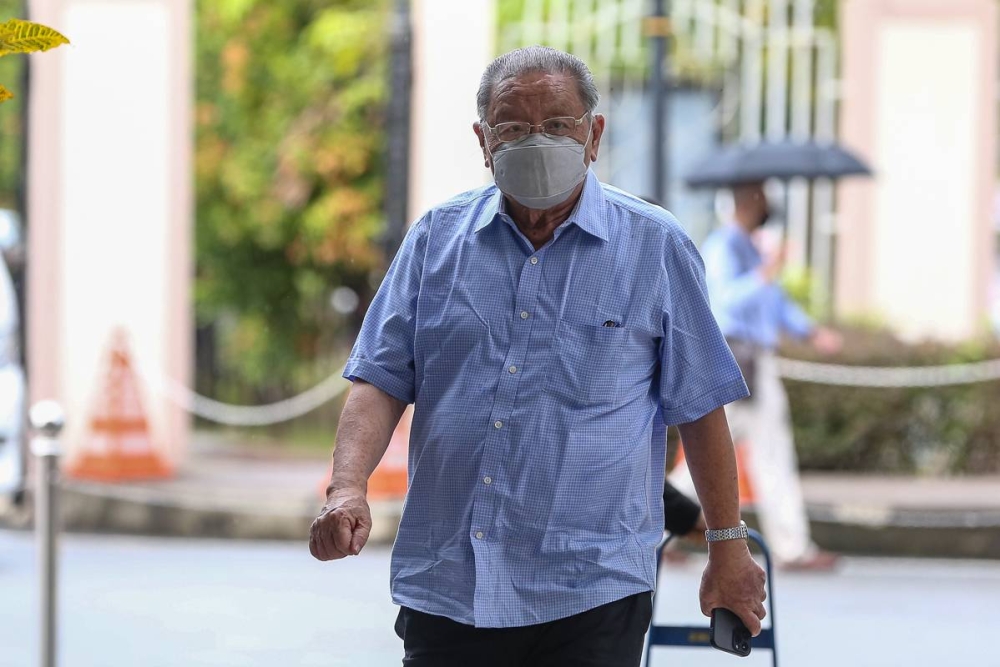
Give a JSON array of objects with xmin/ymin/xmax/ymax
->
[
  {"xmin": 701, "ymin": 224, "xmax": 814, "ymax": 349},
  {"xmin": 344, "ymin": 170, "xmax": 748, "ymax": 628}
]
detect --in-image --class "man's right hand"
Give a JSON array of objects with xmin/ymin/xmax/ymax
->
[
  {"xmin": 757, "ymin": 243, "xmax": 786, "ymax": 283},
  {"xmin": 309, "ymin": 487, "xmax": 372, "ymax": 561},
  {"xmin": 699, "ymin": 540, "xmax": 767, "ymax": 636}
]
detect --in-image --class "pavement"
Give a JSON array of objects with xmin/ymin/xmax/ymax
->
[
  {"xmin": 2, "ymin": 431, "xmax": 1000, "ymax": 559},
  {"xmin": 5, "ymin": 530, "xmax": 999, "ymax": 666}
]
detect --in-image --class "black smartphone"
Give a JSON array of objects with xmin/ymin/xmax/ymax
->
[{"xmin": 710, "ymin": 608, "xmax": 752, "ymax": 657}]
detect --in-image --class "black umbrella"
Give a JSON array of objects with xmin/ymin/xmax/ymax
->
[{"xmin": 685, "ymin": 139, "xmax": 872, "ymax": 188}]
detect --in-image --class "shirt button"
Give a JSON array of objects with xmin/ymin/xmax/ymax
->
[
  {"xmin": 483, "ymin": 476, "xmax": 492, "ymax": 485},
  {"xmin": 508, "ymin": 365, "xmax": 517, "ymax": 374},
  {"xmin": 520, "ymin": 311, "xmax": 529, "ymax": 320},
  {"xmin": 475, "ymin": 531, "xmax": 484, "ymax": 540},
  {"xmin": 494, "ymin": 420, "xmax": 503, "ymax": 429},
  {"xmin": 530, "ymin": 257, "xmax": 539, "ymax": 265}
]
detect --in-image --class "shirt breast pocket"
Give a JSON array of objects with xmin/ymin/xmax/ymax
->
[{"xmin": 544, "ymin": 318, "xmax": 627, "ymax": 406}]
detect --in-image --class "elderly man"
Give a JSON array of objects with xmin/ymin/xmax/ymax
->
[{"xmin": 310, "ymin": 46, "xmax": 765, "ymax": 666}]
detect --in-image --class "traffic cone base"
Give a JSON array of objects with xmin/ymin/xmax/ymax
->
[
  {"xmin": 67, "ymin": 329, "xmax": 172, "ymax": 482},
  {"xmin": 317, "ymin": 406, "xmax": 410, "ymax": 502},
  {"xmin": 68, "ymin": 451, "xmax": 172, "ymax": 482}
]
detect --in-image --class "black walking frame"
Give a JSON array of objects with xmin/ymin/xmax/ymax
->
[{"xmin": 645, "ymin": 527, "xmax": 778, "ymax": 666}]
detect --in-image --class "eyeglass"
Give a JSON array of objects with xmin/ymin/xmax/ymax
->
[{"xmin": 484, "ymin": 113, "xmax": 590, "ymax": 143}]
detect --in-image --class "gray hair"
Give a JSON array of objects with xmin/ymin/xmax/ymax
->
[{"xmin": 476, "ymin": 46, "xmax": 599, "ymax": 122}]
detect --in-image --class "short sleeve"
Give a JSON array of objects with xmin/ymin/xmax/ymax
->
[
  {"xmin": 658, "ymin": 234, "xmax": 749, "ymax": 425},
  {"xmin": 343, "ymin": 217, "xmax": 429, "ymax": 404}
]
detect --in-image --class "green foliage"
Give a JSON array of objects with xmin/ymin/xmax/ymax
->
[
  {"xmin": 780, "ymin": 265, "xmax": 835, "ymax": 322},
  {"xmin": 782, "ymin": 327, "xmax": 1000, "ymax": 474},
  {"xmin": 0, "ymin": 4, "xmax": 26, "ymax": 209},
  {"xmin": 0, "ymin": 18, "xmax": 69, "ymax": 58},
  {"xmin": 814, "ymin": 0, "xmax": 838, "ymax": 30},
  {"xmin": 780, "ymin": 265, "xmax": 814, "ymax": 311},
  {"xmin": 195, "ymin": 0, "xmax": 389, "ymax": 399},
  {"xmin": 496, "ymin": 0, "xmax": 525, "ymax": 28}
]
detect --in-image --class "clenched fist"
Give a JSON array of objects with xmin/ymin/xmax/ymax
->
[{"xmin": 309, "ymin": 488, "xmax": 372, "ymax": 561}]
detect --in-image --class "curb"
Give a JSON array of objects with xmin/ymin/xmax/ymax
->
[
  {"xmin": 1, "ymin": 482, "xmax": 403, "ymax": 545},
  {"xmin": 738, "ymin": 505, "xmax": 1000, "ymax": 560},
  {"xmin": 804, "ymin": 504, "xmax": 1000, "ymax": 560},
  {"xmin": 4, "ymin": 484, "xmax": 999, "ymax": 559}
]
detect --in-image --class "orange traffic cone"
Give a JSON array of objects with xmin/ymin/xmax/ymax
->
[
  {"xmin": 673, "ymin": 440, "xmax": 755, "ymax": 507},
  {"xmin": 735, "ymin": 442, "xmax": 756, "ymax": 506},
  {"xmin": 368, "ymin": 406, "xmax": 410, "ymax": 500},
  {"xmin": 67, "ymin": 330, "xmax": 172, "ymax": 482},
  {"xmin": 317, "ymin": 405, "xmax": 410, "ymax": 502}
]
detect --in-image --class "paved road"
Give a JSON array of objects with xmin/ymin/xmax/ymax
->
[{"xmin": 1, "ymin": 530, "xmax": 998, "ymax": 667}]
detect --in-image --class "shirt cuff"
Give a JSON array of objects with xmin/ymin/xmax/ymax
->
[
  {"xmin": 343, "ymin": 358, "xmax": 414, "ymax": 404},
  {"xmin": 661, "ymin": 377, "xmax": 749, "ymax": 426}
]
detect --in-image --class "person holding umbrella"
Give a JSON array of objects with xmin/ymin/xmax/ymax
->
[
  {"xmin": 672, "ymin": 181, "xmax": 843, "ymax": 570},
  {"xmin": 663, "ymin": 141, "xmax": 870, "ymax": 570}
]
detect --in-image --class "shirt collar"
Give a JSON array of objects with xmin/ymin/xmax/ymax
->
[{"xmin": 475, "ymin": 170, "xmax": 608, "ymax": 242}]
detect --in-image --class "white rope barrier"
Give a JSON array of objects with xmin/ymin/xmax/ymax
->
[
  {"xmin": 776, "ymin": 357, "xmax": 1000, "ymax": 388},
  {"xmin": 139, "ymin": 355, "xmax": 1000, "ymax": 427},
  {"xmin": 147, "ymin": 367, "xmax": 351, "ymax": 427}
]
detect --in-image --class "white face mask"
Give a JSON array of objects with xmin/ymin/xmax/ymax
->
[{"xmin": 487, "ymin": 119, "xmax": 592, "ymax": 210}]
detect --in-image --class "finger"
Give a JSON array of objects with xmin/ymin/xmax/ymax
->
[
  {"xmin": 308, "ymin": 529, "xmax": 322, "ymax": 560},
  {"xmin": 350, "ymin": 521, "xmax": 371, "ymax": 555},
  {"xmin": 754, "ymin": 602, "xmax": 767, "ymax": 620},
  {"xmin": 313, "ymin": 515, "xmax": 348, "ymax": 561},
  {"xmin": 309, "ymin": 520, "xmax": 330, "ymax": 560},
  {"xmin": 737, "ymin": 609, "xmax": 762, "ymax": 637},
  {"xmin": 333, "ymin": 513, "xmax": 355, "ymax": 555},
  {"xmin": 319, "ymin": 525, "xmax": 348, "ymax": 561}
]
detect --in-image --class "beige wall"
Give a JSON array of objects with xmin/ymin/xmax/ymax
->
[
  {"xmin": 836, "ymin": 0, "xmax": 996, "ymax": 341},
  {"xmin": 409, "ymin": 0, "xmax": 495, "ymax": 220},
  {"xmin": 27, "ymin": 0, "xmax": 192, "ymax": 463}
]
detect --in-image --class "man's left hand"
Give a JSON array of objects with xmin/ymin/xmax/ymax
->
[
  {"xmin": 699, "ymin": 540, "xmax": 767, "ymax": 636},
  {"xmin": 811, "ymin": 326, "xmax": 843, "ymax": 356}
]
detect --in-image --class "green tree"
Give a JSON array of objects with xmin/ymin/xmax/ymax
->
[
  {"xmin": 195, "ymin": 0, "xmax": 388, "ymax": 400},
  {"xmin": 0, "ymin": 9, "xmax": 66, "ymax": 208},
  {"xmin": 0, "ymin": 10, "xmax": 23, "ymax": 210}
]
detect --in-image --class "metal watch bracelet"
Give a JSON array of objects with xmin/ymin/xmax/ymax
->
[{"xmin": 704, "ymin": 520, "xmax": 749, "ymax": 543}]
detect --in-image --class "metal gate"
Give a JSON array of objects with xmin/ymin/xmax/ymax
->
[{"xmin": 498, "ymin": 0, "xmax": 840, "ymax": 310}]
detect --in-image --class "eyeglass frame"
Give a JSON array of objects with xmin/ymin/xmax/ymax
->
[{"xmin": 482, "ymin": 112, "xmax": 592, "ymax": 144}]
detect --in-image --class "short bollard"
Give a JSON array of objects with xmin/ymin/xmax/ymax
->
[{"xmin": 30, "ymin": 401, "xmax": 65, "ymax": 667}]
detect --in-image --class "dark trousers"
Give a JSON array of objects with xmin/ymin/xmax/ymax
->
[{"xmin": 394, "ymin": 592, "xmax": 653, "ymax": 667}]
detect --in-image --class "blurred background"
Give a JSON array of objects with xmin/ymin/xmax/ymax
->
[{"xmin": 1, "ymin": 0, "xmax": 999, "ymax": 665}]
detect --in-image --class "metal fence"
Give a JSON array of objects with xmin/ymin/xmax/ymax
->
[{"xmin": 498, "ymin": 0, "xmax": 840, "ymax": 311}]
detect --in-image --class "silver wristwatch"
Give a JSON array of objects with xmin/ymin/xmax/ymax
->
[{"xmin": 705, "ymin": 520, "xmax": 749, "ymax": 543}]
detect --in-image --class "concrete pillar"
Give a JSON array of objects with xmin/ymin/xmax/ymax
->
[
  {"xmin": 27, "ymin": 0, "xmax": 192, "ymax": 465},
  {"xmin": 836, "ymin": 0, "xmax": 996, "ymax": 341},
  {"xmin": 409, "ymin": 0, "xmax": 495, "ymax": 220}
]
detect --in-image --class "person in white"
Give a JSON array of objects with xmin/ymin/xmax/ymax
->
[{"xmin": 669, "ymin": 182, "xmax": 842, "ymax": 570}]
